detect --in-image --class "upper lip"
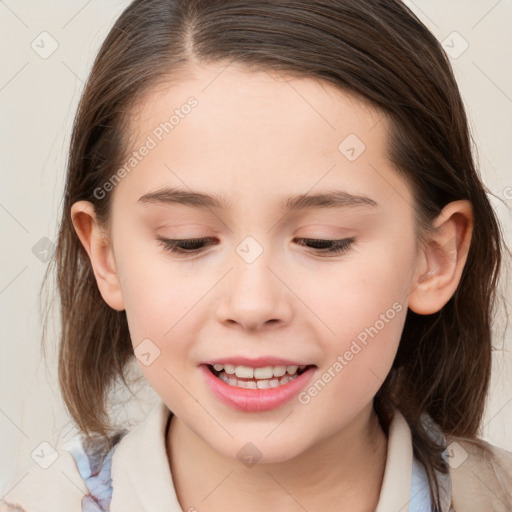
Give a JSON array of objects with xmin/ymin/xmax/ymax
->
[{"xmin": 202, "ymin": 356, "xmax": 315, "ymax": 367}]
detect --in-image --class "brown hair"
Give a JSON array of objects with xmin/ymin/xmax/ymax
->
[{"xmin": 40, "ymin": 0, "xmax": 510, "ymax": 508}]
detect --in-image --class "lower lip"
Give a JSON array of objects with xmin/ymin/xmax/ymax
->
[{"xmin": 200, "ymin": 364, "xmax": 316, "ymax": 412}]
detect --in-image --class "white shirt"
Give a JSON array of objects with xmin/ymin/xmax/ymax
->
[{"xmin": 1, "ymin": 397, "xmax": 453, "ymax": 511}]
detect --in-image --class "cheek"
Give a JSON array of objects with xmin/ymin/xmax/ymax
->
[
  {"xmin": 303, "ymin": 240, "xmax": 413, "ymax": 340},
  {"xmin": 115, "ymin": 240, "xmax": 191, "ymax": 333},
  {"xmin": 297, "ymin": 240, "xmax": 413, "ymax": 408},
  {"xmin": 116, "ymin": 250, "xmax": 211, "ymax": 375},
  {"xmin": 300, "ymin": 295, "xmax": 406, "ymax": 424},
  {"xmin": 117, "ymin": 256, "xmax": 202, "ymax": 406}
]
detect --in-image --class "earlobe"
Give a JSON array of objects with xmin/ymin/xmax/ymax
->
[
  {"xmin": 408, "ymin": 200, "xmax": 473, "ymax": 315},
  {"xmin": 70, "ymin": 201, "xmax": 125, "ymax": 311}
]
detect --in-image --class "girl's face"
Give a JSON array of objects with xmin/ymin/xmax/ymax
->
[{"xmin": 104, "ymin": 62, "xmax": 424, "ymax": 462}]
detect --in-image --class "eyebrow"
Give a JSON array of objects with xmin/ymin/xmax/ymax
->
[{"xmin": 138, "ymin": 186, "xmax": 378, "ymax": 211}]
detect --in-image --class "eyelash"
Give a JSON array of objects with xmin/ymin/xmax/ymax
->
[{"xmin": 156, "ymin": 236, "xmax": 355, "ymax": 257}]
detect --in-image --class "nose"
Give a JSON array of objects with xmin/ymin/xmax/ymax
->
[{"xmin": 215, "ymin": 244, "xmax": 294, "ymax": 332}]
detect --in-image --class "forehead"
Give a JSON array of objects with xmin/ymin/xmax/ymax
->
[
  {"xmin": 113, "ymin": 62, "xmax": 411, "ymax": 213},
  {"xmin": 128, "ymin": 61, "xmax": 385, "ymax": 149}
]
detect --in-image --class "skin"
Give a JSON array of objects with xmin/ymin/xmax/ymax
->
[{"xmin": 71, "ymin": 62, "xmax": 473, "ymax": 511}]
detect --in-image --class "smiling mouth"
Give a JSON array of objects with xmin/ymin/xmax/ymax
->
[{"xmin": 207, "ymin": 363, "xmax": 313, "ymax": 389}]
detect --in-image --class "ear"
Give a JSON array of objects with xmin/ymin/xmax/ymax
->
[
  {"xmin": 408, "ymin": 200, "xmax": 474, "ymax": 315},
  {"xmin": 70, "ymin": 201, "xmax": 125, "ymax": 311}
]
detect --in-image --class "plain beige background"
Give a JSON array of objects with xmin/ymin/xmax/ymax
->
[{"xmin": 1, "ymin": 0, "xmax": 511, "ymax": 495}]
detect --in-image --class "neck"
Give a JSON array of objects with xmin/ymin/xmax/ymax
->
[{"xmin": 166, "ymin": 404, "xmax": 388, "ymax": 512}]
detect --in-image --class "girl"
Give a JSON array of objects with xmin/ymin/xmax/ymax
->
[{"xmin": 2, "ymin": 0, "xmax": 511, "ymax": 511}]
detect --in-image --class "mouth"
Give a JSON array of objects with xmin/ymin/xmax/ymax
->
[{"xmin": 206, "ymin": 363, "xmax": 314, "ymax": 389}]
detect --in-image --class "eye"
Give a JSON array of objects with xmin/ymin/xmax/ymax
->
[
  {"xmin": 156, "ymin": 235, "xmax": 355, "ymax": 257},
  {"xmin": 156, "ymin": 236, "xmax": 216, "ymax": 255},
  {"xmin": 295, "ymin": 237, "xmax": 355, "ymax": 256}
]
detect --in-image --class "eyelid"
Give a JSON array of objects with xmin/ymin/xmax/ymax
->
[{"xmin": 155, "ymin": 235, "xmax": 355, "ymax": 257}]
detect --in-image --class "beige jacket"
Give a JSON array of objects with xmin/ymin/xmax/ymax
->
[{"xmin": 1, "ymin": 398, "xmax": 511, "ymax": 511}]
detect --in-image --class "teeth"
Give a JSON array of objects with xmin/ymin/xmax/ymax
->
[
  {"xmin": 212, "ymin": 363, "xmax": 306, "ymax": 379},
  {"xmin": 254, "ymin": 366, "xmax": 274, "ymax": 379},
  {"xmin": 235, "ymin": 366, "xmax": 254, "ymax": 379},
  {"xmin": 256, "ymin": 379, "xmax": 269, "ymax": 389},
  {"xmin": 224, "ymin": 364, "xmax": 236, "ymax": 375},
  {"xmin": 221, "ymin": 372, "xmax": 298, "ymax": 388},
  {"xmin": 210, "ymin": 363, "xmax": 310, "ymax": 389},
  {"xmin": 272, "ymin": 365, "xmax": 287, "ymax": 377}
]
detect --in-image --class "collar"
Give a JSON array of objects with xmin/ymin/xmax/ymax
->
[{"xmin": 110, "ymin": 398, "xmax": 452, "ymax": 512}]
